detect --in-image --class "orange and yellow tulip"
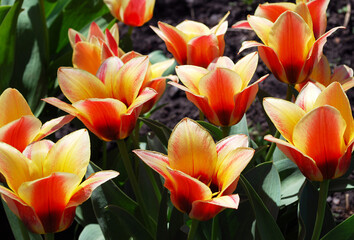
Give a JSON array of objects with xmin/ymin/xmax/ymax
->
[
  {"xmin": 151, "ymin": 13, "xmax": 228, "ymax": 68},
  {"xmin": 103, "ymin": 0, "xmax": 155, "ymax": 27},
  {"xmin": 134, "ymin": 118, "xmax": 254, "ymax": 221},
  {"xmin": 233, "ymin": 0, "xmax": 329, "ymax": 39},
  {"xmin": 44, "ymin": 56, "xmax": 158, "ymax": 141},
  {"xmin": 0, "ymin": 88, "xmax": 73, "ymax": 152},
  {"xmin": 170, "ymin": 52, "xmax": 267, "ymax": 126},
  {"xmin": 264, "ymin": 82, "xmax": 354, "ymax": 181},
  {"xmin": 69, "ymin": 22, "xmax": 124, "ymax": 75},
  {"xmin": 0, "ymin": 129, "xmax": 118, "ymax": 233},
  {"xmin": 233, "ymin": 3, "xmax": 340, "ymax": 84}
]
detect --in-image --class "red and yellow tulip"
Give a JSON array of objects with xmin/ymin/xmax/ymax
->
[
  {"xmin": 170, "ymin": 52, "xmax": 267, "ymax": 126},
  {"xmin": 264, "ymin": 82, "xmax": 354, "ymax": 181},
  {"xmin": 0, "ymin": 129, "xmax": 118, "ymax": 234},
  {"xmin": 44, "ymin": 56, "xmax": 158, "ymax": 141},
  {"xmin": 103, "ymin": 0, "xmax": 155, "ymax": 27},
  {"xmin": 233, "ymin": 3, "xmax": 340, "ymax": 84},
  {"xmin": 69, "ymin": 22, "xmax": 124, "ymax": 75},
  {"xmin": 0, "ymin": 88, "xmax": 74, "ymax": 152},
  {"xmin": 134, "ymin": 118, "xmax": 254, "ymax": 220},
  {"xmin": 151, "ymin": 13, "xmax": 228, "ymax": 68}
]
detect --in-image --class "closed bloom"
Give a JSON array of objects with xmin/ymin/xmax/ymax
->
[
  {"xmin": 170, "ymin": 52, "xmax": 267, "ymax": 126},
  {"xmin": 134, "ymin": 118, "xmax": 254, "ymax": 221},
  {"xmin": 0, "ymin": 129, "xmax": 118, "ymax": 233},
  {"xmin": 264, "ymin": 82, "xmax": 354, "ymax": 181},
  {"xmin": 68, "ymin": 22, "xmax": 124, "ymax": 75},
  {"xmin": 103, "ymin": 0, "xmax": 155, "ymax": 27},
  {"xmin": 0, "ymin": 88, "xmax": 73, "ymax": 152},
  {"xmin": 151, "ymin": 13, "xmax": 228, "ymax": 68},
  {"xmin": 44, "ymin": 56, "xmax": 157, "ymax": 141},
  {"xmin": 233, "ymin": 3, "xmax": 340, "ymax": 84}
]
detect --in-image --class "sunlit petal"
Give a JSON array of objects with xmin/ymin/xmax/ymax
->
[{"xmin": 72, "ymin": 42, "xmax": 102, "ymax": 75}]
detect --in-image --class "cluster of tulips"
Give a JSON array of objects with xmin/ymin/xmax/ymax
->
[{"xmin": 0, "ymin": 0, "xmax": 353, "ymax": 239}]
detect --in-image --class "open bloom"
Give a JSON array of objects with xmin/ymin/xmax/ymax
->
[
  {"xmin": 233, "ymin": 0, "xmax": 329, "ymax": 39},
  {"xmin": 151, "ymin": 13, "xmax": 228, "ymax": 68},
  {"xmin": 233, "ymin": 3, "xmax": 340, "ymax": 84},
  {"xmin": 134, "ymin": 118, "xmax": 254, "ymax": 220},
  {"xmin": 44, "ymin": 56, "xmax": 157, "ymax": 141},
  {"xmin": 0, "ymin": 88, "xmax": 73, "ymax": 152},
  {"xmin": 264, "ymin": 82, "xmax": 354, "ymax": 181},
  {"xmin": 170, "ymin": 52, "xmax": 267, "ymax": 126},
  {"xmin": 103, "ymin": 0, "xmax": 155, "ymax": 27},
  {"xmin": 0, "ymin": 129, "xmax": 118, "ymax": 234},
  {"xmin": 69, "ymin": 22, "xmax": 124, "ymax": 75}
]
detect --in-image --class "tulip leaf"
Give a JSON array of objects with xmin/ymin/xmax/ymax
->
[
  {"xmin": 0, "ymin": 5, "xmax": 11, "ymax": 23},
  {"xmin": 147, "ymin": 131, "xmax": 168, "ymax": 154},
  {"xmin": 107, "ymin": 205, "xmax": 154, "ymax": 240},
  {"xmin": 0, "ymin": 0, "xmax": 23, "ymax": 92},
  {"xmin": 139, "ymin": 117, "xmax": 172, "ymax": 147},
  {"xmin": 196, "ymin": 121, "xmax": 223, "ymax": 140},
  {"xmin": 230, "ymin": 114, "xmax": 249, "ymax": 136},
  {"xmin": 298, "ymin": 180, "xmax": 335, "ymax": 240},
  {"xmin": 75, "ymin": 200, "xmax": 98, "ymax": 227},
  {"xmin": 79, "ymin": 224, "xmax": 104, "ymax": 240},
  {"xmin": 239, "ymin": 174, "xmax": 285, "ymax": 240},
  {"xmin": 156, "ymin": 188, "xmax": 168, "ymax": 240},
  {"xmin": 320, "ymin": 214, "xmax": 354, "ymax": 240}
]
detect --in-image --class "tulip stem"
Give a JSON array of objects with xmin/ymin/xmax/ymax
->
[
  {"xmin": 221, "ymin": 126, "xmax": 231, "ymax": 138},
  {"xmin": 187, "ymin": 219, "xmax": 199, "ymax": 240},
  {"xmin": 311, "ymin": 180, "xmax": 330, "ymax": 240},
  {"xmin": 211, "ymin": 216, "xmax": 219, "ymax": 240},
  {"xmin": 264, "ymin": 130, "xmax": 280, "ymax": 162},
  {"xmin": 44, "ymin": 233, "xmax": 54, "ymax": 240},
  {"xmin": 117, "ymin": 139, "xmax": 154, "ymax": 233}
]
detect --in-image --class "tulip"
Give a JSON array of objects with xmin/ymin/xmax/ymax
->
[
  {"xmin": 68, "ymin": 22, "xmax": 124, "ymax": 75},
  {"xmin": 264, "ymin": 82, "xmax": 354, "ymax": 181},
  {"xmin": 103, "ymin": 0, "xmax": 155, "ymax": 27},
  {"xmin": 170, "ymin": 52, "xmax": 267, "ymax": 126},
  {"xmin": 44, "ymin": 56, "xmax": 158, "ymax": 141},
  {"xmin": 151, "ymin": 13, "xmax": 228, "ymax": 68},
  {"xmin": 235, "ymin": 5, "xmax": 340, "ymax": 85},
  {"xmin": 0, "ymin": 88, "xmax": 74, "ymax": 152},
  {"xmin": 134, "ymin": 118, "xmax": 254, "ymax": 221},
  {"xmin": 0, "ymin": 129, "xmax": 119, "ymax": 233},
  {"xmin": 233, "ymin": 0, "xmax": 329, "ymax": 39}
]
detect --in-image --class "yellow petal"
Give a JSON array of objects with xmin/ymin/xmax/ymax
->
[
  {"xmin": 176, "ymin": 20, "xmax": 210, "ymax": 40},
  {"xmin": 247, "ymin": 15, "xmax": 273, "ymax": 45},
  {"xmin": 232, "ymin": 52, "xmax": 259, "ymax": 88},
  {"xmin": 295, "ymin": 82, "xmax": 322, "ymax": 112},
  {"xmin": 175, "ymin": 65, "xmax": 209, "ymax": 94},
  {"xmin": 150, "ymin": 58, "xmax": 175, "ymax": 79}
]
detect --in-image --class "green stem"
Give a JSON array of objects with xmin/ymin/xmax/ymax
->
[
  {"xmin": 44, "ymin": 233, "xmax": 54, "ymax": 240},
  {"xmin": 211, "ymin": 216, "xmax": 219, "ymax": 240},
  {"xmin": 187, "ymin": 219, "xmax": 199, "ymax": 240},
  {"xmin": 127, "ymin": 26, "xmax": 134, "ymax": 38},
  {"xmin": 285, "ymin": 84, "xmax": 294, "ymax": 102},
  {"xmin": 116, "ymin": 139, "xmax": 154, "ymax": 232},
  {"xmin": 311, "ymin": 180, "xmax": 330, "ymax": 240},
  {"xmin": 143, "ymin": 163, "xmax": 162, "ymax": 202},
  {"xmin": 221, "ymin": 126, "xmax": 231, "ymax": 138},
  {"xmin": 102, "ymin": 141, "xmax": 107, "ymax": 169},
  {"xmin": 264, "ymin": 130, "xmax": 280, "ymax": 162}
]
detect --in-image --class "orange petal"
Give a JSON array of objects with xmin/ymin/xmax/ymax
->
[
  {"xmin": 247, "ymin": 15, "xmax": 273, "ymax": 45},
  {"xmin": 292, "ymin": 106, "xmax": 346, "ymax": 179},
  {"xmin": 294, "ymin": 2, "xmax": 313, "ymax": 31},
  {"xmin": 187, "ymin": 34, "xmax": 220, "ymax": 68},
  {"xmin": 334, "ymin": 140, "xmax": 354, "ymax": 179},
  {"xmin": 133, "ymin": 150, "xmax": 170, "ymax": 179},
  {"xmin": 207, "ymin": 56, "xmax": 235, "ymax": 71},
  {"xmin": 96, "ymin": 56, "xmax": 124, "ymax": 97},
  {"xmin": 68, "ymin": 28, "xmax": 85, "ymax": 48},
  {"xmin": 331, "ymin": 65, "xmax": 353, "ymax": 83},
  {"xmin": 58, "ymin": 68, "xmax": 108, "ymax": 103},
  {"xmin": 42, "ymin": 97, "xmax": 79, "ymax": 116},
  {"xmin": 33, "ymin": 115, "xmax": 75, "ymax": 142},
  {"xmin": 232, "ymin": 52, "xmax": 259, "ymax": 89},
  {"xmin": 308, "ymin": 55, "xmax": 331, "ymax": 86},
  {"xmin": 190, "ymin": 194, "xmax": 240, "ymax": 221},
  {"xmin": 88, "ymin": 22, "xmax": 105, "ymax": 41},
  {"xmin": 72, "ymin": 42, "xmax": 102, "ymax": 75},
  {"xmin": 254, "ymin": 2, "xmax": 295, "ymax": 22},
  {"xmin": 140, "ymin": 77, "xmax": 166, "ymax": 113},
  {"xmin": 150, "ymin": 58, "xmax": 175, "ymax": 79},
  {"xmin": 175, "ymin": 65, "xmax": 209, "ymax": 94},
  {"xmin": 216, "ymin": 134, "xmax": 249, "ymax": 154},
  {"xmin": 0, "ymin": 88, "xmax": 33, "ymax": 127},
  {"xmin": 263, "ymin": 98, "xmax": 306, "ymax": 143},
  {"xmin": 295, "ymin": 82, "xmax": 322, "ymax": 112},
  {"xmin": 306, "ymin": 0, "xmax": 329, "ymax": 38},
  {"xmin": 264, "ymin": 135, "xmax": 323, "ymax": 181},
  {"xmin": 168, "ymin": 118, "xmax": 217, "ymax": 183},
  {"xmin": 122, "ymin": 0, "xmax": 147, "ymax": 26}
]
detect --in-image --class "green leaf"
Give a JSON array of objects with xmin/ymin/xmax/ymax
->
[
  {"xmin": 0, "ymin": 5, "xmax": 11, "ymax": 23},
  {"xmin": 239, "ymin": 174, "xmax": 285, "ymax": 240},
  {"xmin": 320, "ymin": 214, "xmax": 354, "ymax": 240},
  {"xmin": 196, "ymin": 121, "xmax": 223, "ymax": 141},
  {"xmin": 0, "ymin": 0, "xmax": 23, "ymax": 92},
  {"xmin": 79, "ymin": 224, "xmax": 105, "ymax": 240},
  {"xmin": 140, "ymin": 117, "xmax": 172, "ymax": 148},
  {"xmin": 230, "ymin": 114, "xmax": 249, "ymax": 136},
  {"xmin": 156, "ymin": 189, "xmax": 168, "ymax": 240}
]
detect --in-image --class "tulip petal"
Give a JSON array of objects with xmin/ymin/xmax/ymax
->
[
  {"xmin": 58, "ymin": 68, "xmax": 108, "ymax": 103},
  {"xmin": 294, "ymin": 3, "xmax": 313, "ymax": 32},
  {"xmin": 264, "ymin": 135, "xmax": 323, "ymax": 181},
  {"xmin": 232, "ymin": 52, "xmax": 259, "ymax": 88},
  {"xmin": 33, "ymin": 115, "xmax": 75, "ymax": 142},
  {"xmin": 42, "ymin": 98, "xmax": 79, "ymax": 116},
  {"xmin": 331, "ymin": 65, "xmax": 353, "ymax": 84},
  {"xmin": 175, "ymin": 65, "xmax": 209, "ymax": 94},
  {"xmin": 293, "ymin": 106, "xmax": 346, "ymax": 179},
  {"xmin": 190, "ymin": 194, "xmax": 240, "ymax": 221},
  {"xmin": 122, "ymin": 0, "xmax": 147, "ymax": 26},
  {"xmin": 334, "ymin": 140, "xmax": 354, "ymax": 179},
  {"xmin": 43, "ymin": 129, "xmax": 90, "ymax": 180},
  {"xmin": 264, "ymin": 98, "xmax": 306, "ymax": 143},
  {"xmin": 0, "ymin": 88, "xmax": 33, "ymax": 127},
  {"xmin": 216, "ymin": 134, "xmax": 249, "ymax": 154},
  {"xmin": 68, "ymin": 170, "xmax": 119, "ymax": 207},
  {"xmin": 254, "ymin": 2, "xmax": 295, "ymax": 22},
  {"xmin": 17, "ymin": 172, "xmax": 81, "ymax": 233},
  {"xmin": 306, "ymin": 0, "xmax": 329, "ymax": 38},
  {"xmin": 105, "ymin": 29, "xmax": 118, "ymax": 56},
  {"xmin": 187, "ymin": 34, "xmax": 219, "ymax": 68},
  {"xmin": 168, "ymin": 118, "xmax": 217, "ymax": 184},
  {"xmin": 72, "ymin": 42, "xmax": 102, "ymax": 75},
  {"xmin": 247, "ymin": 15, "xmax": 274, "ymax": 45},
  {"xmin": 88, "ymin": 22, "xmax": 105, "ymax": 41},
  {"xmin": 68, "ymin": 28, "xmax": 85, "ymax": 47},
  {"xmin": 207, "ymin": 56, "xmax": 235, "ymax": 71},
  {"xmin": 133, "ymin": 150, "xmax": 170, "ymax": 179},
  {"xmin": 295, "ymin": 82, "xmax": 322, "ymax": 112},
  {"xmin": 0, "ymin": 115, "xmax": 42, "ymax": 152},
  {"xmin": 309, "ymin": 55, "xmax": 331, "ymax": 86},
  {"xmin": 150, "ymin": 58, "xmax": 175, "ymax": 79}
]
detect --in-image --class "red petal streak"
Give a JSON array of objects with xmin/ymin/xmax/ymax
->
[
  {"xmin": 258, "ymin": 46, "xmax": 287, "ymax": 83},
  {"xmin": 123, "ymin": 0, "xmax": 146, "ymax": 26},
  {"xmin": 187, "ymin": 35, "xmax": 220, "ymax": 68}
]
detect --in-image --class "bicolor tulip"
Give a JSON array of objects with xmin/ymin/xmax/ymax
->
[
  {"xmin": 170, "ymin": 52, "xmax": 267, "ymax": 126},
  {"xmin": 0, "ymin": 129, "xmax": 118, "ymax": 233},
  {"xmin": 103, "ymin": 0, "xmax": 155, "ymax": 27},
  {"xmin": 0, "ymin": 88, "xmax": 74, "ymax": 152},
  {"xmin": 296, "ymin": 55, "xmax": 354, "ymax": 91},
  {"xmin": 233, "ymin": 0, "xmax": 329, "ymax": 39},
  {"xmin": 234, "ymin": 3, "xmax": 341, "ymax": 84},
  {"xmin": 44, "ymin": 56, "xmax": 158, "ymax": 141},
  {"xmin": 134, "ymin": 118, "xmax": 254, "ymax": 221},
  {"xmin": 264, "ymin": 82, "xmax": 354, "ymax": 181},
  {"xmin": 69, "ymin": 22, "xmax": 124, "ymax": 75},
  {"xmin": 151, "ymin": 13, "xmax": 228, "ymax": 68}
]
